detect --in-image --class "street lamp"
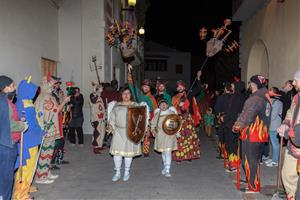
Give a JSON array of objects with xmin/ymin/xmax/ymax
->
[{"xmin": 138, "ymin": 27, "xmax": 145, "ymax": 36}]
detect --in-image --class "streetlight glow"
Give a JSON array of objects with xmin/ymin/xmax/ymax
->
[
  {"xmin": 139, "ymin": 27, "xmax": 145, "ymax": 35},
  {"xmin": 128, "ymin": 0, "xmax": 136, "ymax": 7}
]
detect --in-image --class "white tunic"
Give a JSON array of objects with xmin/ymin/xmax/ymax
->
[
  {"xmin": 109, "ymin": 102, "xmax": 142, "ymax": 157},
  {"xmin": 151, "ymin": 107, "xmax": 178, "ymax": 152}
]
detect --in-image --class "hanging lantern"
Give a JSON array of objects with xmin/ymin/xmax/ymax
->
[{"xmin": 128, "ymin": 0, "xmax": 136, "ymax": 7}]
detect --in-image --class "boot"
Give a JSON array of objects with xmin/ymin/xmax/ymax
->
[
  {"xmin": 164, "ymin": 165, "xmax": 171, "ymax": 177},
  {"xmin": 123, "ymin": 168, "xmax": 130, "ymax": 181},
  {"xmin": 112, "ymin": 170, "xmax": 121, "ymax": 182},
  {"xmin": 164, "ymin": 152, "xmax": 172, "ymax": 177},
  {"xmin": 161, "ymin": 152, "xmax": 167, "ymax": 175}
]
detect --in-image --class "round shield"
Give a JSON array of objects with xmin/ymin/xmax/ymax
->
[{"xmin": 162, "ymin": 114, "xmax": 183, "ymax": 135}]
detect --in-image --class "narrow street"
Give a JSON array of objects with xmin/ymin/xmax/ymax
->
[{"xmin": 33, "ymin": 130, "xmax": 247, "ymax": 200}]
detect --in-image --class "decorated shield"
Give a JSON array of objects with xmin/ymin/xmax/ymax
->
[
  {"xmin": 162, "ymin": 114, "xmax": 183, "ymax": 135},
  {"xmin": 127, "ymin": 106, "xmax": 147, "ymax": 144}
]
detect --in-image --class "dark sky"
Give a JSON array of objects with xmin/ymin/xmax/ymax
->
[
  {"xmin": 144, "ymin": 0, "xmax": 241, "ymax": 90},
  {"xmin": 145, "ymin": 0, "xmax": 235, "ymax": 53}
]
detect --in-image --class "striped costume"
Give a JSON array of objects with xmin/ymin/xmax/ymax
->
[{"xmin": 34, "ymin": 77, "xmax": 62, "ymax": 181}]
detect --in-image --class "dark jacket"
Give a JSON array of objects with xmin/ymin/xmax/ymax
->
[
  {"xmin": 0, "ymin": 93, "xmax": 13, "ymax": 148},
  {"xmin": 214, "ymin": 92, "xmax": 232, "ymax": 123},
  {"xmin": 101, "ymin": 87, "xmax": 119, "ymax": 108},
  {"xmin": 280, "ymin": 90, "xmax": 294, "ymax": 120},
  {"xmin": 70, "ymin": 94, "xmax": 84, "ymax": 119},
  {"xmin": 224, "ymin": 81, "xmax": 246, "ymax": 128},
  {"xmin": 0, "ymin": 93, "xmax": 25, "ymax": 148}
]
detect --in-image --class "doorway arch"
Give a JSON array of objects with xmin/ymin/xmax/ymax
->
[{"xmin": 247, "ymin": 40, "xmax": 269, "ymax": 80}]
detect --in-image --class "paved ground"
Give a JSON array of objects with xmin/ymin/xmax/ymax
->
[{"xmin": 33, "ymin": 128, "xmax": 282, "ymax": 200}]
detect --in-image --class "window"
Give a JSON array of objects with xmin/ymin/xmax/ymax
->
[
  {"xmin": 41, "ymin": 58, "xmax": 57, "ymax": 77},
  {"xmin": 176, "ymin": 64, "xmax": 183, "ymax": 74},
  {"xmin": 145, "ymin": 59, "xmax": 167, "ymax": 71}
]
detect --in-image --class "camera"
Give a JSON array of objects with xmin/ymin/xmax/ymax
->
[{"xmin": 68, "ymin": 87, "xmax": 77, "ymax": 96}]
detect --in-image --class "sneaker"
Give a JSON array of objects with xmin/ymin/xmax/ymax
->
[
  {"xmin": 79, "ymin": 144, "xmax": 84, "ymax": 147},
  {"xmin": 112, "ymin": 172, "xmax": 121, "ymax": 182},
  {"xmin": 161, "ymin": 168, "xmax": 166, "ymax": 175},
  {"xmin": 48, "ymin": 173, "xmax": 59, "ymax": 180},
  {"xmin": 123, "ymin": 172, "xmax": 130, "ymax": 181},
  {"xmin": 266, "ymin": 161, "xmax": 278, "ymax": 167},
  {"xmin": 70, "ymin": 143, "xmax": 76, "ymax": 147},
  {"xmin": 164, "ymin": 170, "xmax": 172, "ymax": 177},
  {"xmin": 262, "ymin": 155, "xmax": 269, "ymax": 161},
  {"xmin": 264, "ymin": 158, "xmax": 272, "ymax": 165},
  {"xmin": 35, "ymin": 178, "xmax": 54, "ymax": 184}
]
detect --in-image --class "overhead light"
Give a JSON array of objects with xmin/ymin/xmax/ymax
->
[
  {"xmin": 139, "ymin": 27, "xmax": 145, "ymax": 35},
  {"xmin": 128, "ymin": 0, "xmax": 136, "ymax": 7}
]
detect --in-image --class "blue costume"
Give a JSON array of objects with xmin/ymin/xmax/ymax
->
[{"xmin": 15, "ymin": 80, "xmax": 44, "ymax": 168}]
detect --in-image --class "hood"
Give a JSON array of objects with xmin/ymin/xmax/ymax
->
[
  {"xmin": 253, "ymin": 87, "xmax": 269, "ymax": 101},
  {"xmin": 40, "ymin": 76, "xmax": 55, "ymax": 94},
  {"xmin": 17, "ymin": 80, "xmax": 38, "ymax": 100},
  {"xmin": 234, "ymin": 81, "xmax": 245, "ymax": 94}
]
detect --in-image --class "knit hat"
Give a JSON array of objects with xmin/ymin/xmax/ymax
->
[
  {"xmin": 0, "ymin": 75, "xmax": 13, "ymax": 91},
  {"xmin": 250, "ymin": 75, "xmax": 267, "ymax": 89},
  {"xmin": 294, "ymin": 69, "xmax": 300, "ymax": 80}
]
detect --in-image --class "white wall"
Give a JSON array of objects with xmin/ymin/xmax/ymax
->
[
  {"xmin": 240, "ymin": 0, "xmax": 300, "ymax": 87},
  {"xmin": 144, "ymin": 51, "xmax": 191, "ymax": 91},
  {"xmin": 58, "ymin": 0, "xmax": 94, "ymax": 134},
  {"xmin": 0, "ymin": 0, "xmax": 58, "ymax": 84},
  {"xmin": 58, "ymin": 0, "xmax": 125, "ymax": 134},
  {"xmin": 58, "ymin": 0, "xmax": 82, "ymax": 87}
]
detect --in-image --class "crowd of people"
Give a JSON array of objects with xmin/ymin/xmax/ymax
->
[
  {"xmin": 1, "ymin": 66, "xmax": 300, "ymax": 200},
  {"xmin": 208, "ymin": 71, "xmax": 300, "ymax": 199}
]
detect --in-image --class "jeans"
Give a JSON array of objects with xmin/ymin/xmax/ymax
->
[
  {"xmin": 269, "ymin": 130, "xmax": 279, "ymax": 163},
  {"xmin": 0, "ymin": 144, "xmax": 17, "ymax": 200}
]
